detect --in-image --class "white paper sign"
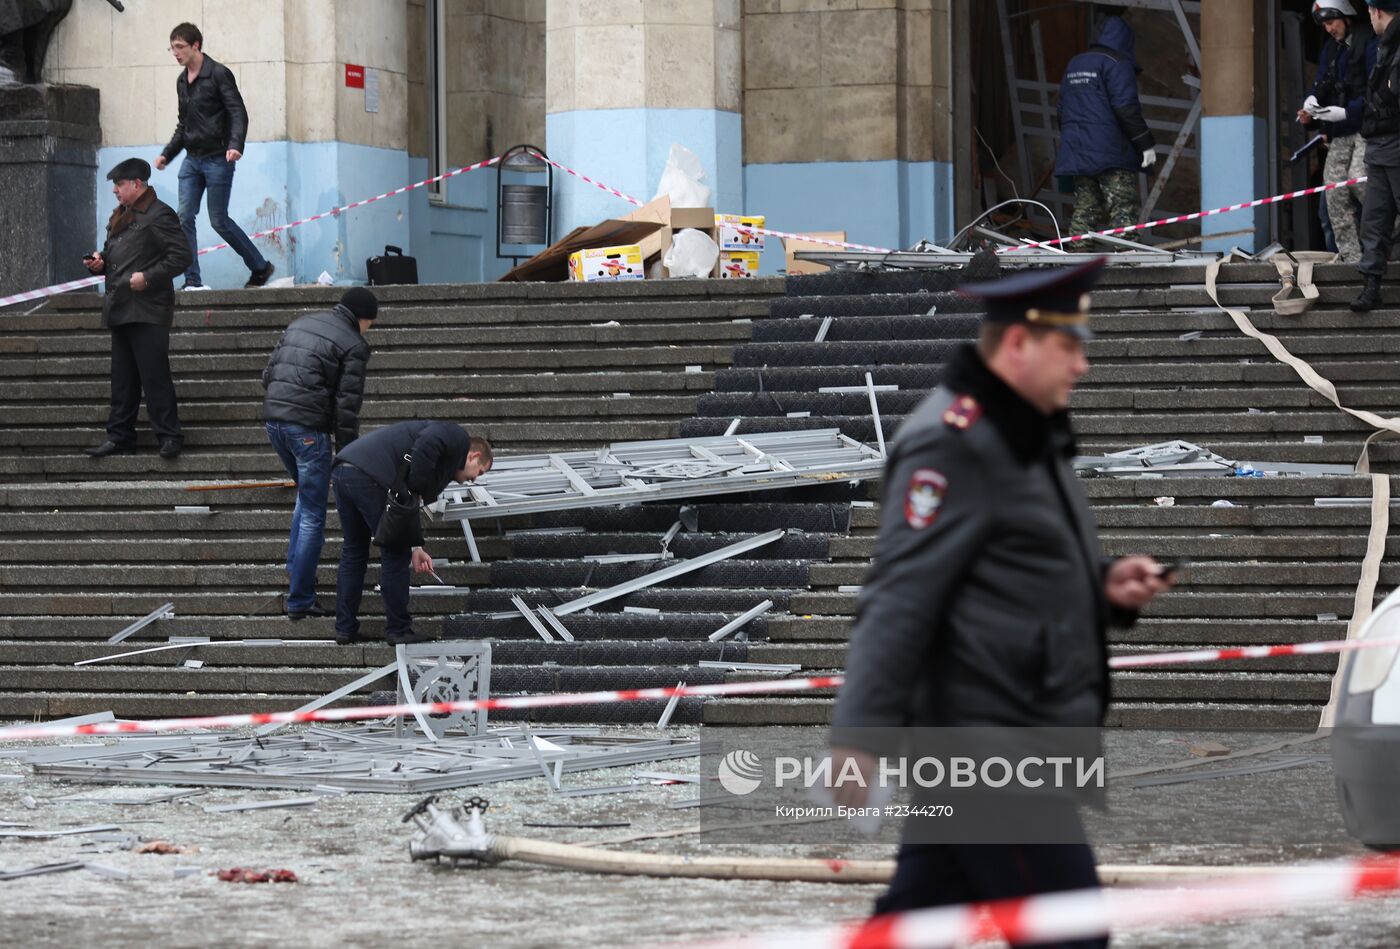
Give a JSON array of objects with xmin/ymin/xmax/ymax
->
[{"xmin": 365, "ymin": 67, "xmax": 380, "ymax": 113}]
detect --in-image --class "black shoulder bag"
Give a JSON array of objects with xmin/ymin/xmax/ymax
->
[{"xmin": 372, "ymin": 453, "xmax": 425, "ymax": 549}]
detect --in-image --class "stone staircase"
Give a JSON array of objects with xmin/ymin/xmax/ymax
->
[{"xmin": 1, "ymin": 262, "xmax": 1396, "ymax": 729}]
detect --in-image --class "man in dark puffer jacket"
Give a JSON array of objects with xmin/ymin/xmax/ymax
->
[{"xmin": 260, "ymin": 287, "xmax": 378, "ymax": 620}]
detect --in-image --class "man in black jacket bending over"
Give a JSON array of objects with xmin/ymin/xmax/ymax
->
[
  {"xmin": 332, "ymin": 421, "xmax": 492, "ymax": 646},
  {"xmin": 261, "ymin": 287, "xmax": 378, "ymax": 621}
]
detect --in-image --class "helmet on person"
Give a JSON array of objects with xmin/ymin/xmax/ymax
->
[{"xmin": 1314, "ymin": 0, "xmax": 1357, "ymax": 22}]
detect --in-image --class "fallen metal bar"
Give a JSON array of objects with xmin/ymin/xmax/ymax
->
[
  {"xmin": 707, "ymin": 600, "xmax": 774, "ymax": 642},
  {"xmin": 814, "ymin": 316, "xmax": 833, "ymax": 342},
  {"xmin": 254, "ymin": 661, "xmax": 399, "ymax": 737},
  {"xmin": 76, "ymin": 639, "xmax": 335, "ymax": 667},
  {"xmin": 0, "ymin": 824, "xmax": 122, "ymax": 838},
  {"xmin": 656, "ymin": 681, "xmax": 685, "ymax": 729},
  {"xmin": 536, "ymin": 607, "xmax": 577, "ymax": 643},
  {"xmin": 512, "ymin": 596, "xmax": 555, "ymax": 641},
  {"xmin": 107, "ymin": 602, "xmax": 175, "ymax": 645},
  {"xmin": 794, "ymin": 250, "xmax": 1195, "ymax": 268},
  {"xmin": 551, "ymin": 529, "xmax": 786, "ymax": 617},
  {"xmin": 819, "ymin": 385, "xmax": 899, "ymax": 394},
  {"xmin": 202, "ymin": 796, "xmax": 321, "ymax": 813},
  {"xmin": 698, "ymin": 661, "xmax": 803, "ymax": 673},
  {"xmin": 866, "ymin": 372, "xmax": 886, "ymax": 458}
]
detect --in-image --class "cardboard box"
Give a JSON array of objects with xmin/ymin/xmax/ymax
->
[
  {"xmin": 621, "ymin": 200, "xmax": 717, "ymax": 279},
  {"xmin": 784, "ymin": 231, "xmax": 846, "ymax": 275},
  {"xmin": 499, "ymin": 219, "xmax": 663, "ymax": 282},
  {"xmin": 716, "ymin": 213, "xmax": 765, "ymax": 251},
  {"xmin": 568, "ymin": 244, "xmax": 645, "ymax": 282},
  {"xmin": 717, "ymin": 250, "xmax": 760, "ymax": 279}
]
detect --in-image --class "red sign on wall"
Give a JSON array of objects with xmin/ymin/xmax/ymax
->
[{"xmin": 345, "ymin": 64, "xmax": 365, "ymax": 89}]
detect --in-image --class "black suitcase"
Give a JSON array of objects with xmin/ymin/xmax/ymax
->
[{"xmin": 366, "ymin": 245, "xmax": 419, "ymax": 286}]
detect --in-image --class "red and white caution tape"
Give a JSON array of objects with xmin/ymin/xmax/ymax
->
[
  {"xmin": 0, "ymin": 154, "xmax": 503, "ymax": 310},
  {"xmin": 1109, "ymin": 634, "xmax": 1400, "ymax": 670},
  {"xmin": 688, "ymin": 854, "xmax": 1400, "ymax": 949},
  {"xmin": 1, "ymin": 632, "xmax": 1398, "ymax": 742},
  {"xmin": 528, "ymin": 150, "xmax": 899, "ymax": 255},
  {"xmin": 0, "ymin": 675, "xmax": 845, "ymax": 741},
  {"xmin": 1005, "ymin": 176, "xmax": 1368, "ymax": 252}
]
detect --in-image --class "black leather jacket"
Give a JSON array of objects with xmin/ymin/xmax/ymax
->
[
  {"xmin": 333, "ymin": 420, "xmax": 473, "ymax": 503},
  {"xmin": 261, "ymin": 306, "xmax": 371, "ymax": 450},
  {"xmin": 160, "ymin": 55, "xmax": 249, "ymax": 161}
]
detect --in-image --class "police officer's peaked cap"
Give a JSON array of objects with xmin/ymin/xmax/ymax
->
[
  {"xmin": 957, "ymin": 257, "xmax": 1108, "ymax": 341},
  {"xmin": 106, "ymin": 158, "xmax": 152, "ymax": 183}
]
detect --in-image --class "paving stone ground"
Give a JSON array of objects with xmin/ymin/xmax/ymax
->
[{"xmin": 1, "ymin": 725, "xmax": 1397, "ymax": 947}]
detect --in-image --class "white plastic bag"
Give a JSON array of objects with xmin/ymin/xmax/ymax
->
[
  {"xmin": 664, "ymin": 228, "xmax": 720, "ymax": 279},
  {"xmin": 653, "ymin": 144, "xmax": 711, "ymax": 209}
]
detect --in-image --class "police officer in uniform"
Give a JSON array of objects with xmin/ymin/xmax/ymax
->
[
  {"xmin": 830, "ymin": 259, "xmax": 1174, "ymax": 948},
  {"xmin": 1352, "ymin": 0, "xmax": 1400, "ymax": 311}
]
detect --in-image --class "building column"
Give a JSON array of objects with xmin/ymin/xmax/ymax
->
[
  {"xmin": 545, "ymin": 0, "xmax": 742, "ymax": 232},
  {"xmin": 1200, "ymin": 0, "xmax": 1268, "ymax": 252}
]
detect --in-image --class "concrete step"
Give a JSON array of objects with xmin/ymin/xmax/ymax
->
[
  {"xmin": 808, "ymin": 560, "xmax": 1378, "ymax": 590},
  {"xmin": 0, "ymin": 319, "xmax": 753, "ymax": 357},
  {"xmin": 788, "ymin": 589, "xmax": 1364, "ymax": 619},
  {"xmin": 0, "ymin": 344, "xmax": 736, "ymax": 380},
  {"xmin": 0, "ymin": 394, "xmax": 698, "ymax": 428},
  {"xmin": 0, "ymin": 370, "xmax": 718, "ymax": 402},
  {"xmin": 699, "ymin": 697, "xmax": 1325, "ymax": 729}
]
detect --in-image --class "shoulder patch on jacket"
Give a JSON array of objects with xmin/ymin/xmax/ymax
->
[
  {"xmin": 904, "ymin": 468, "xmax": 947, "ymax": 530},
  {"xmin": 942, "ymin": 395, "xmax": 983, "ymax": 432}
]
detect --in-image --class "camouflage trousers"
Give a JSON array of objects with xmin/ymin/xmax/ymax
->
[
  {"xmin": 1324, "ymin": 133, "xmax": 1367, "ymax": 263},
  {"xmin": 1069, "ymin": 169, "xmax": 1140, "ymax": 238}
]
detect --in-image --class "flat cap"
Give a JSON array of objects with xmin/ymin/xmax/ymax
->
[{"xmin": 106, "ymin": 158, "xmax": 152, "ymax": 182}]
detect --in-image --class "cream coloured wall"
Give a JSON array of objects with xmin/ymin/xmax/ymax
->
[
  {"xmin": 741, "ymin": 0, "xmax": 941, "ymax": 165},
  {"xmin": 43, "ymin": 0, "xmax": 410, "ymax": 151}
]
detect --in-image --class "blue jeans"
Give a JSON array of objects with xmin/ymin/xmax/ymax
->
[
  {"xmin": 266, "ymin": 422, "xmax": 332, "ymax": 612},
  {"xmin": 332, "ymin": 463, "xmax": 413, "ymax": 640},
  {"xmin": 178, "ymin": 154, "xmax": 268, "ymax": 285}
]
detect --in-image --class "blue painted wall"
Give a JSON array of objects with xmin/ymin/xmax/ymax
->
[
  {"xmin": 1199, "ymin": 115, "xmax": 1268, "ymax": 253},
  {"xmin": 93, "ymin": 130, "xmax": 956, "ymax": 286},
  {"xmin": 96, "ymin": 141, "xmax": 414, "ymax": 287},
  {"xmin": 545, "ymin": 108, "xmax": 743, "ymax": 234},
  {"xmin": 743, "ymin": 160, "xmax": 955, "ymax": 273}
]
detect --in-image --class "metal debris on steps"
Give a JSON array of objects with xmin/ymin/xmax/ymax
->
[
  {"xmin": 1074, "ymin": 441, "xmax": 1354, "ymax": 478},
  {"xmin": 106, "ymin": 602, "xmax": 175, "ymax": 644},
  {"xmin": 435, "ymin": 430, "xmax": 883, "ymax": 522},
  {"xmin": 30, "ymin": 641, "xmax": 709, "ymax": 794}
]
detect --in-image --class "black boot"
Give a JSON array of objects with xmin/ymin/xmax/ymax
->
[{"xmin": 1351, "ymin": 275, "xmax": 1383, "ymax": 312}]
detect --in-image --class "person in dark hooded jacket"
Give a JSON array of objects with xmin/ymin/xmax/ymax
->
[
  {"xmin": 1054, "ymin": 16, "xmax": 1156, "ymax": 239},
  {"xmin": 260, "ymin": 287, "xmax": 378, "ymax": 621}
]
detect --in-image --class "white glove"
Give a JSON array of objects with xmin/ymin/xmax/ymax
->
[
  {"xmin": 1141, "ymin": 148, "xmax": 1157, "ymax": 170},
  {"xmin": 1315, "ymin": 105, "xmax": 1349, "ymax": 123},
  {"xmin": 1303, "ymin": 95, "xmax": 1320, "ymax": 113}
]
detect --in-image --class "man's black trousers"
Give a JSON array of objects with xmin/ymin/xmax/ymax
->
[
  {"xmin": 1358, "ymin": 162, "xmax": 1400, "ymax": 277},
  {"xmin": 107, "ymin": 322, "xmax": 182, "ymax": 445},
  {"xmin": 875, "ymin": 841, "xmax": 1106, "ymax": 949}
]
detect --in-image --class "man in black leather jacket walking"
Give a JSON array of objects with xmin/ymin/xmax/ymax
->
[
  {"xmin": 154, "ymin": 22, "xmax": 274, "ymax": 290},
  {"xmin": 1352, "ymin": 0, "xmax": 1400, "ymax": 310},
  {"xmin": 261, "ymin": 287, "xmax": 378, "ymax": 621},
  {"xmin": 82, "ymin": 158, "xmax": 192, "ymax": 461}
]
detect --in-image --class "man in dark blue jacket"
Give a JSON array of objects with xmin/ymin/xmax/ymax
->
[
  {"xmin": 261, "ymin": 287, "xmax": 378, "ymax": 621},
  {"xmin": 331, "ymin": 421, "xmax": 492, "ymax": 645},
  {"xmin": 1054, "ymin": 16, "xmax": 1156, "ymax": 239},
  {"xmin": 1299, "ymin": 1, "xmax": 1376, "ymax": 262},
  {"xmin": 1353, "ymin": 0, "xmax": 1400, "ymax": 311}
]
